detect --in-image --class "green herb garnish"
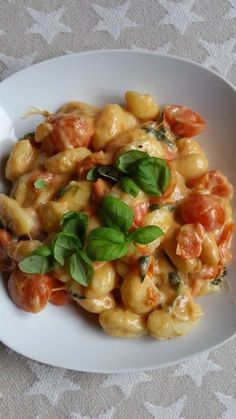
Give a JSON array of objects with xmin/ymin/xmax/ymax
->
[
  {"xmin": 69, "ymin": 251, "xmax": 94, "ymax": 286},
  {"xmin": 34, "ymin": 178, "xmax": 47, "ymax": 190},
  {"xmin": 144, "ymin": 126, "xmax": 174, "ymax": 148},
  {"xmin": 138, "ymin": 255, "xmax": 150, "ymax": 282},
  {"xmin": 212, "ymin": 267, "xmax": 227, "ymax": 285},
  {"xmin": 130, "ymin": 157, "xmax": 170, "ymax": 196},
  {"xmin": 149, "ymin": 203, "xmax": 177, "ymax": 212},
  {"xmin": 119, "ymin": 177, "xmax": 140, "ymax": 197},
  {"xmin": 116, "ymin": 150, "xmax": 148, "ymax": 173}
]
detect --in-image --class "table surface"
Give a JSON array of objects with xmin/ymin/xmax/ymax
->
[{"xmin": 0, "ymin": 1, "xmax": 236, "ymax": 418}]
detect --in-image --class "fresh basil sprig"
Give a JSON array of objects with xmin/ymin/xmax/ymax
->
[
  {"xmin": 61, "ymin": 211, "xmax": 88, "ymax": 244},
  {"xmin": 18, "ymin": 254, "xmax": 55, "ymax": 274},
  {"xmin": 86, "ymin": 198, "xmax": 164, "ymax": 261},
  {"xmin": 86, "ymin": 165, "xmax": 120, "ymax": 183},
  {"xmin": 52, "ymin": 232, "xmax": 82, "ymax": 265}
]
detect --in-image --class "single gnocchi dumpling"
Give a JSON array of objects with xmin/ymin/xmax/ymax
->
[
  {"xmin": 99, "ymin": 307, "xmax": 147, "ymax": 338},
  {"xmin": 93, "ymin": 104, "xmax": 137, "ymax": 150},
  {"xmin": 125, "ymin": 91, "xmax": 160, "ymax": 121}
]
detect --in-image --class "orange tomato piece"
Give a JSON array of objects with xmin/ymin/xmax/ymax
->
[
  {"xmin": 180, "ymin": 193, "xmax": 225, "ymax": 232},
  {"xmin": 176, "ymin": 223, "xmax": 205, "ymax": 259},
  {"xmin": 164, "ymin": 105, "xmax": 205, "ymax": 138},
  {"xmin": 8, "ymin": 270, "xmax": 53, "ymax": 313},
  {"xmin": 217, "ymin": 223, "xmax": 234, "ymax": 264},
  {"xmin": 188, "ymin": 170, "xmax": 233, "ymax": 200}
]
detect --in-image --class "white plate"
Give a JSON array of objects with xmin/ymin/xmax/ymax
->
[{"xmin": 0, "ymin": 50, "xmax": 235, "ymax": 373}]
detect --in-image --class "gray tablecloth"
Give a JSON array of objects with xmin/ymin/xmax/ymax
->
[{"xmin": 0, "ymin": 1, "xmax": 236, "ymax": 418}]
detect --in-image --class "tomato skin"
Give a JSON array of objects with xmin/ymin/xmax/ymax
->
[
  {"xmin": 49, "ymin": 277, "xmax": 71, "ymax": 306},
  {"xmin": 180, "ymin": 193, "xmax": 225, "ymax": 232},
  {"xmin": 188, "ymin": 170, "xmax": 233, "ymax": 200},
  {"xmin": 44, "ymin": 114, "xmax": 94, "ymax": 154},
  {"xmin": 0, "ymin": 229, "xmax": 16, "ymax": 271},
  {"xmin": 132, "ymin": 202, "xmax": 149, "ymax": 228},
  {"xmin": 164, "ymin": 105, "xmax": 205, "ymax": 138},
  {"xmin": 176, "ymin": 223, "xmax": 205, "ymax": 259},
  {"xmin": 8, "ymin": 270, "xmax": 53, "ymax": 313}
]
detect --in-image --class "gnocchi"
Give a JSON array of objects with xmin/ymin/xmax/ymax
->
[{"xmin": 0, "ymin": 91, "xmax": 233, "ymax": 343}]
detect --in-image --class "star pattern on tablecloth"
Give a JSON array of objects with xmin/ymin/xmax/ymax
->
[
  {"xmin": 132, "ymin": 42, "xmax": 171, "ymax": 55},
  {"xmin": 158, "ymin": 0, "xmax": 203, "ymax": 34},
  {"xmin": 174, "ymin": 352, "xmax": 222, "ymax": 386},
  {"xmin": 70, "ymin": 407, "xmax": 115, "ymax": 419},
  {"xmin": 24, "ymin": 361, "xmax": 80, "ymax": 406},
  {"xmin": 144, "ymin": 396, "xmax": 186, "ymax": 419},
  {"xmin": 224, "ymin": 0, "xmax": 236, "ymax": 19},
  {"xmin": 0, "ymin": 52, "xmax": 36, "ymax": 79},
  {"xmin": 215, "ymin": 392, "xmax": 236, "ymax": 419},
  {"xmin": 200, "ymin": 37, "xmax": 236, "ymax": 76},
  {"xmin": 102, "ymin": 372, "xmax": 151, "ymax": 398},
  {"xmin": 92, "ymin": 1, "xmax": 138, "ymax": 41},
  {"xmin": 26, "ymin": 6, "xmax": 71, "ymax": 44}
]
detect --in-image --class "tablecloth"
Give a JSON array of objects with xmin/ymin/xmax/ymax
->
[{"xmin": 0, "ymin": 1, "xmax": 236, "ymax": 418}]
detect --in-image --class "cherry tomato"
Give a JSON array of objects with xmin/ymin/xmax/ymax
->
[
  {"xmin": 49, "ymin": 277, "xmax": 71, "ymax": 306},
  {"xmin": 0, "ymin": 229, "xmax": 16, "ymax": 271},
  {"xmin": 180, "ymin": 193, "xmax": 225, "ymax": 232},
  {"xmin": 176, "ymin": 223, "xmax": 205, "ymax": 259},
  {"xmin": 8, "ymin": 270, "xmax": 53, "ymax": 313},
  {"xmin": 132, "ymin": 202, "xmax": 149, "ymax": 228},
  {"xmin": 188, "ymin": 170, "xmax": 233, "ymax": 200},
  {"xmin": 44, "ymin": 114, "xmax": 94, "ymax": 154},
  {"xmin": 164, "ymin": 105, "xmax": 205, "ymax": 138}
]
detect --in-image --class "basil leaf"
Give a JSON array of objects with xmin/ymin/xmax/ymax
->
[
  {"xmin": 86, "ymin": 167, "xmax": 99, "ymax": 181},
  {"xmin": 34, "ymin": 178, "xmax": 47, "ymax": 190},
  {"xmin": 149, "ymin": 203, "xmax": 177, "ymax": 212},
  {"xmin": 119, "ymin": 177, "xmax": 140, "ymax": 197},
  {"xmin": 61, "ymin": 211, "xmax": 88, "ymax": 244},
  {"xmin": 23, "ymin": 132, "xmax": 35, "ymax": 140},
  {"xmin": 88, "ymin": 227, "xmax": 126, "ymax": 243},
  {"xmin": 100, "ymin": 196, "xmax": 133, "ymax": 233},
  {"xmin": 97, "ymin": 165, "xmax": 120, "ymax": 182},
  {"xmin": 116, "ymin": 150, "xmax": 148, "ymax": 174},
  {"xmin": 32, "ymin": 245, "xmax": 52, "ymax": 257},
  {"xmin": 52, "ymin": 232, "xmax": 82, "ymax": 265},
  {"xmin": 131, "ymin": 225, "xmax": 163, "ymax": 244},
  {"xmin": 138, "ymin": 255, "xmax": 150, "ymax": 282},
  {"xmin": 131, "ymin": 157, "xmax": 170, "ymax": 196},
  {"xmin": 57, "ymin": 184, "xmax": 73, "ymax": 198},
  {"xmin": 19, "ymin": 255, "xmax": 55, "ymax": 274},
  {"xmin": 87, "ymin": 239, "xmax": 128, "ymax": 261},
  {"xmin": 69, "ymin": 250, "xmax": 94, "ymax": 286}
]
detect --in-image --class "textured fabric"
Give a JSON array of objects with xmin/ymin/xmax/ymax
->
[{"xmin": 0, "ymin": 1, "xmax": 236, "ymax": 418}]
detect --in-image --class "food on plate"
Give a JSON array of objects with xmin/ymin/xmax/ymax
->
[{"xmin": 0, "ymin": 91, "xmax": 234, "ymax": 340}]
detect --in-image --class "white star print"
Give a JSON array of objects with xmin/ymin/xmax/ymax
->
[
  {"xmin": 93, "ymin": 1, "xmax": 138, "ymax": 41},
  {"xmin": 144, "ymin": 396, "xmax": 186, "ymax": 419},
  {"xmin": 200, "ymin": 37, "xmax": 236, "ymax": 76},
  {"xmin": 102, "ymin": 372, "xmax": 151, "ymax": 398},
  {"xmin": 0, "ymin": 52, "xmax": 36, "ymax": 79},
  {"xmin": 174, "ymin": 352, "xmax": 222, "ymax": 386},
  {"xmin": 224, "ymin": 0, "xmax": 236, "ymax": 19},
  {"xmin": 158, "ymin": 0, "xmax": 203, "ymax": 34},
  {"xmin": 24, "ymin": 361, "xmax": 80, "ymax": 406},
  {"xmin": 70, "ymin": 407, "xmax": 115, "ymax": 419},
  {"xmin": 26, "ymin": 6, "xmax": 71, "ymax": 45},
  {"xmin": 215, "ymin": 392, "xmax": 236, "ymax": 419},
  {"xmin": 132, "ymin": 42, "xmax": 171, "ymax": 55}
]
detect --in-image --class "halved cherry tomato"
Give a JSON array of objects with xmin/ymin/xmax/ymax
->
[
  {"xmin": 44, "ymin": 114, "xmax": 94, "ymax": 154},
  {"xmin": 176, "ymin": 223, "xmax": 205, "ymax": 259},
  {"xmin": 0, "ymin": 229, "xmax": 16, "ymax": 271},
  {"xmin": 164, "ymin": 105, "xmax": 205, "ymax": 138},
  {"xmin": 8, "ymin": 270, "xmax": 53, "ymax": 313},
  {"xmin": 188, "ymin": 170, "xmax": 233, "ymax": 200},
  {"xmin": 180, "ymin": 193, "xmax": 225, "ymax": 232},
  {"xmin": 49, "ymin": 277, "xmax": 71, "ymax": 306}
]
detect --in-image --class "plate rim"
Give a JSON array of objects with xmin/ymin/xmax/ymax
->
[{"xmin": 0, "ymin": 49, "xmax": 235, "ymax": 372}]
